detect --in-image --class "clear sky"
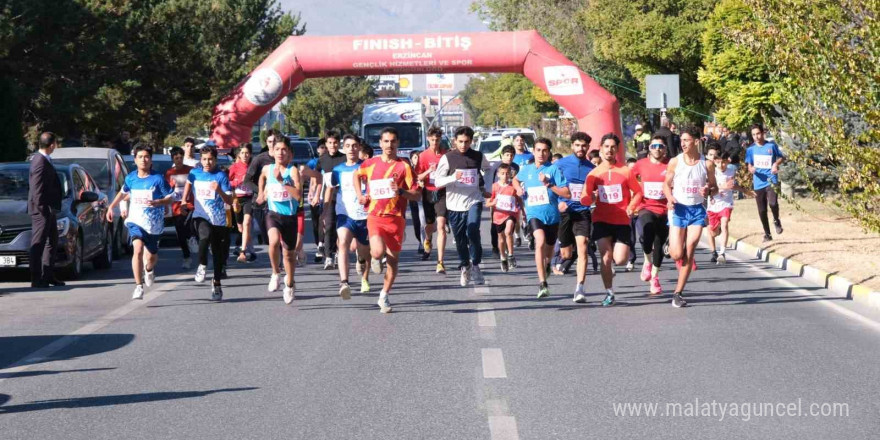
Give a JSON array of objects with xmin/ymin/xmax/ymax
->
[{"xmin": 279, "ymin": 0, "xmax": 489, "ymax": 36}]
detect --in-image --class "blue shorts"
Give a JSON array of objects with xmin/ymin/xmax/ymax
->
[
  {"xmin": 671, "ymin": 204, "xmax": 707, "ymax": 228},
  {"xmin": 336, "ymin": 214, "xmax": 368, "ymax": 246},
  {"xmin": 127, "ymin": 223, "xmax": 160, "ymax": 254}
]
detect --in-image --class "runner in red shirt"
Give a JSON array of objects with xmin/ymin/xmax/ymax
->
[
  {"xmin": 580, "ymin": 133, "xmax": 643, "ymax": 307},
  {"xmin": 165, "ymin": 147, "xmax": 193, "ymax": 269},
  {"xmin": 414, "ymin": 127, "xmax": 449, "ymax": 268},
  {"xmin": 485, "ymin": 163, "xmax": 522, "ymax": 272},
  {"xmin": 631, "ymin": 135, "xmax": 670, "ymax": 295},
  {"xmin": 354, "ymin": 127, "xmax": 421, "ymax": 313}
]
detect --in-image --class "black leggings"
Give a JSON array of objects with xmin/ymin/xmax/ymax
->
[
  {"xmin": 636, "ymin": 210, "xmax": 669, "ymax": 269},
  {"xmin": 194, "ymin": 218, "xmax": 229, "ymax": 283},
  {"xmin": 322, "ymin": 201, "xmax": 337, "ymax": 254},
  {"xmin": 755, "ymin": 186, "xmax": 780, "ymax": 235},
  {"xmin": 409, "ymin": 201, "xmax": 423, "ymax": 250},
  {"xmin": 310, "ymin": 204, "xmax": 323, "ymax": 246},
  {"xmin": 171, "ymin": 215, "xmax": 191, "ymax": 258}
]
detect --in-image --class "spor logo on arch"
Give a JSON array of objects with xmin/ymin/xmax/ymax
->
[{"xmin": 243, "ymin": 68, "xmax": 283, "ymax": 107}]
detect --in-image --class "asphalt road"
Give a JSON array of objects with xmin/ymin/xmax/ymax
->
[{"xmin": 1, "ymin": 214, "xmax": 878, "ymax": 439}]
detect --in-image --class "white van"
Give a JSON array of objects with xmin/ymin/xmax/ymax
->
[{"xmin": 361, "ymin": 100, "xmax": 427, "ymax": 158}]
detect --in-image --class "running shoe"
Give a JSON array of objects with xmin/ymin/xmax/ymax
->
[
  {"xmin": 528, "ymin": 239, "xmax": 535, "ymax": 251},
  {"xmin": 420, "ymin": 250, "xmax": 431, "ymax": 261},
  {"xmin": 774, "ymin": 219, "xmax": 784, "ymax": 235},
  {"xmin": 144, "ymin": 269, "xmax": 155, "ymax": 287},
  {"xmin": 649, "ymin": 276, "xmax": 663, "ymax": 295},
  {"xmin": 194, "ymin": 265, "xmax": 206, "ymax": 283},
  {"xmin": 500, "ymin": 259, "xmax": 509, "ymax": 273},
  {"xmin": 492, "ymin": 248, "xmax": 501, "ymax": 259},
  {"xmin": 717, "ymin": 254, "xmax": 727, "ymax": 265},
  {"xmin": 268, "ymin": 273, "xmax": 280, "ymax": 292},
  {"xmin": 323, "ymin": 256, "xmax": 334, "ymax": 270},
  {"xmin": 361, "ymin": 279, "xmax": 370, "ymax": 294},
  {"xmin": 316, "ymin": 243, "xmax": 325, "ymax": 259},
  {"xmin": 509, "ymin": 256, "xmax": 518, "ymax": 269},
  {"xmin": 672, "ymin": 292, "xmax": 687, "ymax": 308},
  {"xmin": 537, "ymin": 284, "xmax": 550, "ymax": 299},
  {"xmin": 423, "ymin": 239, "xmax": 432, "ymax": 254},
  {"xmin": 762, "ymin": 234, "xmax": 773, "ymax": 243},
  {"xmin": 211, "ymin": 284, "xmax": 223, "ymax": 301},
  {"xmin": 675, "ymin": 259, "xmax": 698, "ymax": 271},
  {"xmin": 460, "ymin": 266, "xmax": 470, "ymax": 287},
  {"xmin": 514, "ymin": 236, "xmax": 522, "ymax": 247},
  {"xmin": 283, "ymin": 283, "xmax": 295, "ymax": 304},
  {"xmin": 219, "ymin": 268, "xmax": 228, "ymax": 280},
  {"xmin": 625, "ymin": 261, "xmax": 634, "ymax": 272},
  {"xmin": 710, "ymin": 252, "xmax": 718, "ymax": 263},
  {"xmin": 640, "ymin": 260, "xmax": 652, "ymax": 282},
  {"xmin": 182, "ymin": 258, "xmax": 192, "ymax": 270},
  {"xmin": 471, "ymin": 264, "xmax": 485, "ymax": 285},
  {"xmin": 371, "ymin": 258, "xmax": 382, "ymax": 274},
  {"xmin": 573, "ymin": 286, "xmax": 587, "ymax": 303},
  {"xmin": 356, "ymin": 259, "xmax": 365, "ymax": 275},
  {"xmin": 377, "ymin": 295, "xmax": 392, "ymax": 313},
  {"xmin": 339, "ymin": 282, "xmax": 352, "ymax": 300},
  {"xmin": 601, "ymin": 293, "xmax": 615, "ymax": 307},
  {"xmin": 237, "ymin": 252, "xmax": 247, "ymax": 263},
  {"xmin": 247, "ymin": 252, "xmax": 258, "ymax": 263},
  {"xmin": 437, "ymin": 261, "xmax": 447, "ymax": 274},
  {"xmin": 132, "ymin": 284, "xmax": 145, "ymax": 300}
]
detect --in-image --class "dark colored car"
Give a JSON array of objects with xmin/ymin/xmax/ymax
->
[
  {"xmin": 0, "ymin": 162, "xmax": 112, "ymax": 279},
  {"xmin": 50, "ymin": 147, "xmax": 130, "ymax": 258},
  {"xmin": 291, "ymin": 139, "xmax": 316, "ymax": 168}
]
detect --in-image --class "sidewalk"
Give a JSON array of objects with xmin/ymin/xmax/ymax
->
[{"xmin": 720, "ymin": 196, "xmax": 880, "ymax": 304}]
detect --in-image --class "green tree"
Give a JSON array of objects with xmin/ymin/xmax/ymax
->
[
  {"xmin": 736, "ymin": 0, "xmax": 879, "ymax": 231},
  {"xmin": 280, "ymin": 77, "xmax": 377, "ymax": 137},
  {"xmin": 461, "ymin": 74, "xmax": 557, "ymax": 128},
  {"xmin": 698, "ymin": 0, "xmax": 782, "ymax": 130}
]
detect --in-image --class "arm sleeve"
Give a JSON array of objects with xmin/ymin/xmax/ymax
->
[
  {"xmin": 581, "ymin": 173, "xmax": 596, "ymax": 206},
  {"xmin": 402, "ymin": 162, "xmax": 415, "ymax": 190},
  {"xmin": 744, "ymin": 148, "xmax": 753, "ymax": 165},
  {"xmin": 553, "ymin": 166, "xmax": 568, "ymax": 188},
  {"xmin": 159, "ymin": 175, "xmax": 174, "ymax": 198},
  {"xmin": 330, "ymin": 169, "xmax": 339, "ymax": 188},
  {"xmin": 187, "ymin": 171, "xmax": 196, "ymax": 184},
  {"xmin": 220, "ymin": 174, "xmax": 231, "ymax": 193},
  {"xmin": 433, "ymin": 156, "xmax": 457, "ymax": 188},
  {"xmin": 121, "ymin": 174, "xmax": 130, "ymax": 194}
]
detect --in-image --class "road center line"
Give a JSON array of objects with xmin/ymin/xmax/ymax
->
[
  {"xmin": 0, "ymin": 275, "xmax": 189, "ymax": 385},
  {"xmin": 478, "ymin": 304, "xmax": 497, "ymax": 327},
  {"xmin": 488, "ymin": 416, "xmax": 520, "ymax": 440},
  {"xmin": 482, "ymin": 348, "xmax": 507, "ymax": 378}
]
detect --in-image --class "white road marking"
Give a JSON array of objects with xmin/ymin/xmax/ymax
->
[
  {"xmin": 478, "ymin": 304, "xmax": 497, "ymax": 327},
  {"xmin": 482, "ymin": 348, "xmax": 507, "ymax": 378},
  {"xmin": 0, "ymin": 276, "xmax": 188, "ymax": 385},
  {"xmin": 488, "ymin": 416, "xmax": 520, "ymax": 440}
]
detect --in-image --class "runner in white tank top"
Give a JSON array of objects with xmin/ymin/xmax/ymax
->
[{"xmin": 663, "ymin": 128, "xmax": 718, "ymax": 308}]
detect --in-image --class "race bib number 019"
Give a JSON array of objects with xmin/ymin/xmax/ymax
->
[
  {"xmin": 130, "ymin": 189, "xmax": 153, "ymax": 207},
  {"xmin": 495, "ymin": 194, "xmax": 516, "ymax": 212},
  {"xmin": 753, "ymin": 154, "xmax": 773, "ymax": 169},
  {"xmin": 569, "ymin": 183, "xmax": 584, "ymax": 201},
  {"xmin": 643, "ymin": 181, "xmax": 665, "ymax": 200},
  {"xmin": 458, "ymin": 169, "xmax": 478, "ymax": 187},
  {"xmin": 526, "ymin": 186, "xmax": 549, "ymax": 206},
  {"xmin": 369, "ymin": 178, "xmax": 395, "ymax": 200},
  {"xmin": 598, "ymin": 184, "xmax": 623, "ymax": 204},
  {"xmin": 194, "ymin": 181, "xmax": 214, "ymax": 201}
]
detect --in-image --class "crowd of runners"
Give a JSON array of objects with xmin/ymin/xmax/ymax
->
[{"xmin": 107, "ymin": 122, "xmax": 785, "ymax": 312}]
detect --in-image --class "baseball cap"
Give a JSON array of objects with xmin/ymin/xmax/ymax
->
[{"xmin": 635, "ymin": 124, "xmax": 643, "ymax": 130}]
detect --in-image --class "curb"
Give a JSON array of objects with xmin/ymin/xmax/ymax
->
[{"xmin": 715, "ymin": 235, "xmax": 880, "ymax": 312}]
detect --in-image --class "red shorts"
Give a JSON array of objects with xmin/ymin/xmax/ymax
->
[
  {"xmin": 707, "ymin": 208, "xmax": 733, "ymax": 231},
  {"xmin": 367, "ymin": 215, "xmax": 405, "ymax": 253}
]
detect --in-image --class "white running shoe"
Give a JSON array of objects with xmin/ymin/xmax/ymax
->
[
  {"xmin": 182, "ymin": 258, "xmax": 191, "ymax": 270},
  {"xmin": 717, "ymin": 254, "xmax": 727, "ymax": 265},
  {"xmin": 283, "ymin": 283, "xmax": 295, "ymax": 304},
  {"xmin": 144, "ymin": 269, "xmax": 155, "ymax": 287},
  {"xmin": 323, "ymin": 256, "xmax": 334, "ymax": 270},
  {"xmin": 625, "ymin": 261, "xmax": 634, "ymax": 272},
  {"xmin": 194, "ymin": 265, "xmax": 206, "ymax": 283},
  {"xmin": 371, "ymin": 258, "xmax": 382, "ymax": 274},
  {"xmin": 339, "ymin": 282, "xmax": 352, "ymax": 300},
  {"xmin": 377, "ymin": 295, "xmax": 392, "ymax": 313},
  {"xmin": 460, "ymin": 266, "xmax": 470, "ymax": 287},
  {"xmin": 132, "ymin": 284, "xmax": 145, "ymax": 300},
  {"xmin": 211, "ymin": 284, "xmax": 223, "ymax": 301},
  {"xmin": 268, "ymin": 273, "xmax": 280, "ymax": 292},
  {"xmin": 471, "ymin": 264, "xmax": 485, "ymax": 285},
  {"xmin": 573, "ymin": 285, "xmax": 587, "ymax": 303}
]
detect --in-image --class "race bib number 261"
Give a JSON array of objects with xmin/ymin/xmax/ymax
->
[{"xmin": 369, "ymin": 178, "xmax": 395, "ymax": 200}]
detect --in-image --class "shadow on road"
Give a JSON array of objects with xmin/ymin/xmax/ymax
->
[
  {"xmin": 0, "ymin": 334, "xmax": 135, "ymax": 371},
  {"xmin": 0, "ymin": 387, "xmax": 259, "ymax": 414},
  {"xmin": 0, "ymin": 367, "xmax": 116, "ymax": 380}
]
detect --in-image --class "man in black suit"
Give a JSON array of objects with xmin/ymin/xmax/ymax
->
[{"xmin": 28, "ymin": 132, "xmax": 65, "ymax": 288}]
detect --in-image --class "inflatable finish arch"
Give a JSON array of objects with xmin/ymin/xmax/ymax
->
[{"xmin": 211, "ymin": 31, "xmax": 621, "ymax": 152}]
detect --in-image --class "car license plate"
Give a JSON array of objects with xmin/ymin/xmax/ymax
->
[{"xmin": 0, "ymin": 256, "xmax": 16, "ymax": 267}]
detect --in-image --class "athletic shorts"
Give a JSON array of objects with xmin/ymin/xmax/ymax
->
[
  {"xmin": 528, "ymin": 218, "xmax": 559, "ymax": 246},
  {"xmin": 422, "ymin": 189, "xmax": 447, "ymax": 223},
  {"xmin": 590, "ymin": 222, "xmax": 633, "ymax": 247},
  {"xmin": 558, "ymin": 209, "xmax": 591, "ymax": 247},
  {"xmin": 234, "ymin": 195, "xmax": 254, "ymax": 224},
  {"xmin": 493, "ymin": 213, "xmax": 519, "ymax": 227},
  {"xmin": 266, "ymin": 211, "xmax": 298, "ymax": 250},
  {"xmin": 707, "ymin": 207, "xmax": 733, "ymax": 231},
  {"xmin": 127, "ymin": 223, "xmax": 160, "ymax": 254},
  {"xmin": 336, "ymin": 214, "xmax": 369, "ymax": 246},
  {"xmin": 367, "ymin": 215, "xmax": 406, "ymax": 253},
  {"xmin": 671, "ymin": 203, "xmax": 708, "ymax": 228},
  {"xmin": 297, "ymin": 207, "xmax": 305, "ymax": 235}
]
